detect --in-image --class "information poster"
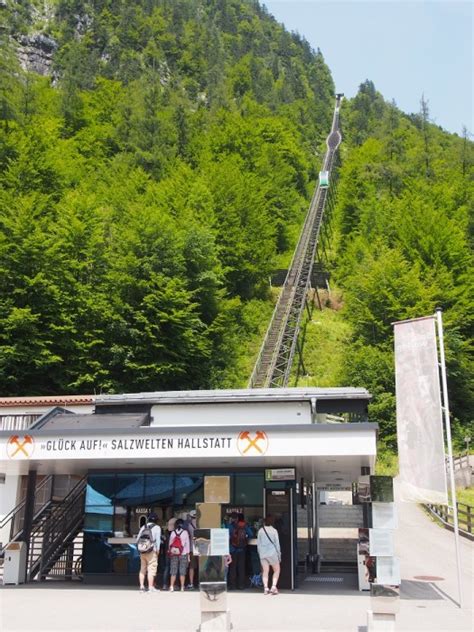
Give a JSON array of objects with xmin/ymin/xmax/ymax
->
[
  {"xmin": 204, "ymin": 476, "xmax": 230, "ymax": 503},
  {"xmin": 210, "ymin": 529, "xmax": 229, "ymax": 555},
  {"xmin": 376, "ymin": 557, "xmax": 401, "ymax": 585},
  {"xmin": 369, "ymin": 529, "xmax": 394, "ymax": 557},
  {"xmin": 372, "ymin": 503, "xmax": 397, "ymax": 530}
]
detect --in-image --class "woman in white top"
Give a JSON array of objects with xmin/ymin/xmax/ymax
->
[{"xmin": 257, "ymin": 515, "xmax": 281, "ymax": 595}]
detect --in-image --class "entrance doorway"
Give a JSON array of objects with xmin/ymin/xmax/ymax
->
[{"xmin": 265, "ymin": 488, "xmax": 295, "ymax": 589}]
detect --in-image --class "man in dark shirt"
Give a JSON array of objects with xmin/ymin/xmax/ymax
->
[{"xmin": 227, "ymin": 512, "xmax": 252, "ymax": 590}]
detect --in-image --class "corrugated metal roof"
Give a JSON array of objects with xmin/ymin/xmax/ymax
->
[
  {"xmin": 95, "ymin": 387, "xmax": 371, "ymax": 405},
  {"xmin": 0, "ymin": 395, "xmax": 94, "ymax": 407},
  {"xmin": 0, "ymin": 387, "xmax": 371, "ymax": 410}
]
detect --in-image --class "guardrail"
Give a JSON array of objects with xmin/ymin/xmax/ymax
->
[
  {"xmin": 449, "ymin": 453, "xmax": 471, "ymax": 472},
  {"xmin": 425, "ymin": 502, "xmax": 473, "ymax": 541}
]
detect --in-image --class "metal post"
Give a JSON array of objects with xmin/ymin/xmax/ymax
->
[
  {"xmin": 311, "ymin": 482, "xmax": 320, "ymax": 573},
  {"xmin": 21, "ymin": 469, "xmax": 37, "ymax": 583},
  {"xmin": 435, "ymin": 308, "xmax": 463, "ymax": 608},
  {"xmin": 306, "ymin": 485, "xmax": 313, "ymax": 571}
]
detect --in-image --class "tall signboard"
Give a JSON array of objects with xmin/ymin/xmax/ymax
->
[{"xmin": 393, "ymin": 316, "xmax": 448, "ymax": 504}]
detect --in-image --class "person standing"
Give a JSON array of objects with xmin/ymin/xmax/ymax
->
[
  {"xmin": 228, "ymin": 512, "xmax": 252, "ymax": 590},
  {"xmin": 184, "ymin": 509, "xmax": 198, "ymax": 589},
  {"xmin": 161, "ymin": 517, "xmax": 176, "ymax": 590},
  {"xmin": 136, "ymin": 512, "xmax": 161, "ymax": 593},
  {"xmin": 257, "ymin": 514, "xmax": 281, "ymax": 595},
  {"xmin": 168, "ymin": 518, "xmax": 191, "ymax": 592}
]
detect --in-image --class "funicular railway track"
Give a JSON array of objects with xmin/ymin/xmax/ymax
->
[{"xmin": 249, "ymin": 95, "xmax": 343, "ymax": 388}]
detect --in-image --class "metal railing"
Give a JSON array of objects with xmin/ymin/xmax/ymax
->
[
  {"xmin": 249, "ymin": 95, "xmax": 343, "ymax": 388},
  {"xmin": 425, "ymin": 502, "xmax": 473, "ymax": 540},
  {"xmin": 45, "ymin": 534, "xmax": 84, "ymax": 581},
  {"xmin": 0, "ymin": 475, "xmax": 54, "ymax": 548},
  {"xmin": 28, "ymin": 476, "xmax": 86, "ymax": 581},
  {"xmin": 0, "ymin": 414, "xmax": 41, "ymax": 431},
  {"xmin": 450, "ymin": 453, "xmax": 471, "ymax": 472}
]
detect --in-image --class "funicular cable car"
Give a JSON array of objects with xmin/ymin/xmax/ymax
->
[{"xmin": 319, "ymin": 170, "xmax": 329, "ymax": 188}]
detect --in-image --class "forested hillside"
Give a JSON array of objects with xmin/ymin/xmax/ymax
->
[
  {"xmin": 1, "ymin": 2, "xmax": 471, "ymax": 447},
  {"xmin": 0, "ymin": 0, "xmax": 334, "ymax": 394},
  {"xmin": 299, "ymin": 81, "xmax": 473, "ymax": 446}
]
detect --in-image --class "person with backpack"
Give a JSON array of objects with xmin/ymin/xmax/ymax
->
[
  {"xmin": 257, "ymin": 514, "xmax": 281, "ymax": 595},
  {"xmin": 136, "ymin": 512, "xmax": 161, "ymax": 593},
  {"xmin": 161, "ymin": 517, "xmax": 176, "ymax": 590},
  {"xmin": 168, "ymin": 518, "xmax": 191, "ymax": 592},
  {"xmin": 183, "ymin": 509, "xmax": 198, "ymax": 589},
  {"xmin": 227, "ymin": 512, "xmax": 253, "ymax": 590}
]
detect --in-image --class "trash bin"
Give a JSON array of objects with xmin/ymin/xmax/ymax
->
[{"xmin": 3, "ymin": 541, "xmax": 27, "ymax": 585}]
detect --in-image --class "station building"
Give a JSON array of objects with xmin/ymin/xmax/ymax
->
[{"xmin": 0, "ymin": 388, "xmax": 377, "ymax": 589}]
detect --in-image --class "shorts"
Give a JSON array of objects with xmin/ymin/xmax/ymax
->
[
  {"xmin": 189, "ymin": 552, "xmax": 198, "ymax": 570},
  {"xmin": 170, "ymin": 554, "xmax": 189, "ymax": 577},
  {"xmin": 260, "ymin": 555, "xmax": 280, "ymax": 567},
  {"xmin": 140, "ymin": 551, "xmax": 158, "ymax": 575}
]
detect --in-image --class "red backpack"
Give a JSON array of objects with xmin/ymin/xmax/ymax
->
[
  {"xmin": 231, "ymin": 524, "xmax": 247, "ymax": 548},
  {"xmin": 169, "ymin": 529, "xmax": 184, "ymax": 556}
]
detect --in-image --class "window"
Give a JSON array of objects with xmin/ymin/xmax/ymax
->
[
  {"xmin": 114, "ymin": 473, "xmax": 145, "ymax": 505},
  {"xmin": 174, "ymin": 474, "xmax": 204, "ymax": 506},
  {"xmin": 83, "ymin": 505, "xmax": 113, "ymax": 531},
  {"xmin": 234, "ymin": 473, "xmax": 263, "ymax": 506},
  {"xmin": 86, "ymin": 474, "xmax": 115, "ymax": 507},
  {"xmin": 144, "ymin": 474, "xmax": 174, "ymax": 505}
]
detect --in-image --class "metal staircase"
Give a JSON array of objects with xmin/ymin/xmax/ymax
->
[
  {"xmin": 0, "ymin": 475, "xmax": 86, "ymax": 582},
  {"xmin": 27, "ymin": 476, "xmax": 86, "ymax": 581},
  {"xmin": 249, "ymin": 95, "xmax": 343, "ymax": 388}
]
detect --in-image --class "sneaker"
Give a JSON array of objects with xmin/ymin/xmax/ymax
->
[
  {"xmin": 149, "ymin": 587, "xmax": 160, "ymax": 593},
  {"xmin": 169, "ymin": 587, "xmax": 174, "ymax": 592},
  {"xmin": 270, "ymin": 586, "xmax": 278, "ymax": 595},
  {"xmin": 186, "ymin": 584, "xmax": 194, "ymax": 590},
  {"xmin": 180, "ymin": 587, "xmax": 185, "ymax": 592},
  {"xmin": 139, "ymin": 587, "xmax": 146, "ymax": 594},
  {"xmin": 264, "ymin": 587, "xmax": 270, "ymax": 595}
]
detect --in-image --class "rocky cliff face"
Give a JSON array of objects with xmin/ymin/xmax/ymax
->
[
  {"xmin": 17, "ymin": 32, "xmax": 57, "ymax": 75},
  {"xmin": 2, "ymin": 0, "xmax": 57, "ymax": 76}
]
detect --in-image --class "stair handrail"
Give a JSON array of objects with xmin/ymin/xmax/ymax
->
[
  {"xmin": 248, "ymin": 181, "xmax": 321, "ymax": 388},
  {"xmin": 0, "ymin": 475, "xmax": 54, "ymax": 550},
  {"xmin": 249, "ymin": 94, "xmax": 342, "ymax": 388},
  {"xmin": 277, "ymin": 180, "xmax": 335, "ymax": 386},
  {"xmin": 28, "ymin": 476, "xmax": 87, "ymax": 580},
  {"xmin": 250, "ymin": 167, "xmax": 327, "ymax": 387}
]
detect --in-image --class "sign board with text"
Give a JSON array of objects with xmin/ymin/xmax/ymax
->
[
  {"xmin": 0, "ymin": 426, "xmax": 376, "ymax": 463},
  {"xmin": 265, "ymin": 468, "xmax": 296, "ymax": 481}
]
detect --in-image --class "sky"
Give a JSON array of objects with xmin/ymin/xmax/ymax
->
[{"xmin": 263, "ymin": 1, "xmax": 473, "ymax": 136}]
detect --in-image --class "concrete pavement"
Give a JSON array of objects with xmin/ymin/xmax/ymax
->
[{"xmin": 1, "ymin": 492, "xmax": 472, "ymax": 631}]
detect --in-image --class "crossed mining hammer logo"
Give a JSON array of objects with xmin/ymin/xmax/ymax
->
[
  {"xmin": 7, "ymin": 435, "xmax": 35, "ymax": 459},
  {"xmin": 237, "ymin": 430, "xmax": 268, "ymax": 456}
]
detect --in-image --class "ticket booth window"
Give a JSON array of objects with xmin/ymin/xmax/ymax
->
[
  {"xmin": 85, "ymin": 474, "xmax": 115, "ymax": 505},
  {"xmin": 234, "ymin": 473, "xmax": 264, "ymax": 506},
  {"xmin": 173, "ymin": 473, "xmax": 204, "ymax": 506}
]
